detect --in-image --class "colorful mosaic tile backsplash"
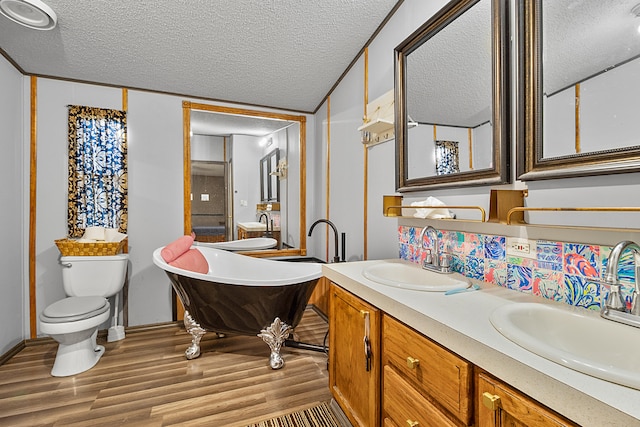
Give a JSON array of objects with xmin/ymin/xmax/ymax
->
[{"xmin": 398, "ymin": 226, "xmax": 637, "ymax": 311}]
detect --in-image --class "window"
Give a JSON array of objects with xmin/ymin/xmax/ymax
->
[
  {"xmin": 67, "ymin": 106, "xmax": 127, "ymax": 237},
  {"xmin": 435, "ymin": 140, "xmax": 460, "ymax": 175}
]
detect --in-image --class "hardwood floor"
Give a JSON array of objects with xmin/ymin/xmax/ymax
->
[{"xmin": 0, "ymin": 308, "xmax": 331, "ymax": 427}]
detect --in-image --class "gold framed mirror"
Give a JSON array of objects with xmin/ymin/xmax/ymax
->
[
  {"xmin": 517, "ymin": 0, "xmax": 640, "ymax": 180},
  {"xmin": 395, "ymin": 0, "xmax": 510, "ymax": 192},
  {"xmin": 182, "ymin": 101, "xmax": 307, "ymax": 257}
]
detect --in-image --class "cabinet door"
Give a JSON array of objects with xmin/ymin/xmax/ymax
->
[
  {"xmin": 329, "ymin": 284, "xmax": 380, "ymax": 427},
  {"xmin": 476, "ymin": 371, "xmax": 578, "ymax": 427}
]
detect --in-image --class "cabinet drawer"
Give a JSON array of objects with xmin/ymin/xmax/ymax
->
[
  {"xmin": 383, "ymin": 314, "xmax": 473, "ymax": 425},
  {"xmin": 384, "ymin": 365, "xmax": 459, "ymax": 427}
]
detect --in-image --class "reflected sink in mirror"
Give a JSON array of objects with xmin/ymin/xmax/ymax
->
[
  {"xmin": 490, "ymin": 303, "xmax": 640, "ymax": 390},
  {"xmin": 237, "ymin": 221, "xmax": 269, "ymax": 230},
  {"xmin": 196, "ymin": 237, "xmax": 277, "ymax": 251},
  {"xmin": 362, "ymin": 259, "xmax": 471, "ymax": 292}
]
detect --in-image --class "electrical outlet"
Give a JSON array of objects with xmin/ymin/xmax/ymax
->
[{"xmin": 507, "ymin": 238, "xmax": 536, "ymax": 258}]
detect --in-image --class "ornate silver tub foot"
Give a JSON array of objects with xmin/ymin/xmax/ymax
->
[
  {"xmin": 183, "ymin": 310, "xmax": 206, "ymax": 359},
  {"xmin": 258, "ymin": 317, "xmax": 292, "ymax": 369}
]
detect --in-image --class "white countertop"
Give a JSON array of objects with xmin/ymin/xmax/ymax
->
[{"xmin": 323, "ymin": 259, "xmax": 640, "ymax": 427}]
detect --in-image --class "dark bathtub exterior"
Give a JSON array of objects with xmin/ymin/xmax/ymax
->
[{"xmin": 165, "ymin": 270, "xmax": 318, "ymax": 336}]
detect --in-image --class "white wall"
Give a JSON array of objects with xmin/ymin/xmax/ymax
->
[
  {"xmin": 327, "ymin": 56, "xmax": 365, "ymax": 262},
  {"xmin": 232, "ymin": 135, "xmax": 262, "ymax": 232},
  {"xmin": 126, "ymin": 90, "xmax": 184, "ymax": 326},
  {"xmin": 0, "ymin": 55, "xmax": 25, "ymax": 354},
  {"xmin": 308, "ymin": 103, "xmax": 328, "ymax": 259},
  {"xmin": 545, "ymin": 57, "xmax": 640, "ymax": 158},
  {"xmin": 191, "ymin": 135, "xmax": 225, "ymax": 161}
]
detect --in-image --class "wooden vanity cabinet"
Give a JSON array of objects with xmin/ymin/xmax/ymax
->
[
  {"xmin": 476, "ymin": 370, "xmax": 579, "ymax": 427},
  {"xmin": 329, "ymin": 284, "xmax": 380, "ymax": 427},
  {"xmin": 382, "ymin": 314, "xmax": 474, "ymax": 426}
]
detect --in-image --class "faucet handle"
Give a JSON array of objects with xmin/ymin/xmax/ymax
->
[
  {"xmin": 603, "ymin": 282, "xmax": 626, "ymax": 312},
  {"xmin": 630, "ymin": 289, "xmax": 640, "ymax": 316},
  {"xmin": 439, "ymin": 253, "xmax": 453, "ymax": 273},
  {"xmin": 423, "ymin": 248, "xmax": 433, "ymax": 265},
  {"xmin": 440, "ymin": 253, "xmax": 452, "ymax": 268}
]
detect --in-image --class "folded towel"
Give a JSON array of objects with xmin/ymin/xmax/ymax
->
[
  {"xmin": 411, "ymin": 196, "xmax": 454, "ymax": 219},
  {"xmin": 82, "ymin": 226, "xmax": 105, "ymax": 241},
  {"xmin": 161, "ymin": 235, "xmax": 195, "ymax": 263},
  {"xmin": 104, "ymin": 228, "xmax": 127, "ymax": 242},
  {"xmin": 169, "ymin": 248, "xmax": 209, "ymax": 274}
]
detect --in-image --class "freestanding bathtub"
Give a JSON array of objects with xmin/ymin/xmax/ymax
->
[{"xmin": 152, "ymin": 245, "xmax": 321, "ymax": 369}]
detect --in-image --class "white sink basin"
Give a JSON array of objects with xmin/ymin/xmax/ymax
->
[
  {"xmin": 490, "ymin": 303, "xmax": 640, "ymax": 390},
  {"xmin": 196, "ymin": 237, "xmax": 277, "ymax": 251},
  {"xmin": 362, "ymin": 259, "xmax": 471, "ymax": 292}
]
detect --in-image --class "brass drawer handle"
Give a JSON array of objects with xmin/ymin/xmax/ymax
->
[
  {"xmin": 406, "ymin": 356, "xmax": 420, "ymax": 369},
  {"xmin": 406, "ymin": 420, "xmax": 419, "ymax": 427},
  {"xmin": 482, "ymin": 392, "xmax": 502, "ymax": 411}
]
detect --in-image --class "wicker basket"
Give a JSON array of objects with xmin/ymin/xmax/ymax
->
[{"xmin": 55, "ymin": 238, "xmax": 127, "ymax": 256}]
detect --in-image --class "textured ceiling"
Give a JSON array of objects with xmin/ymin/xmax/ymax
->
[
  {"xmin": 406, "ymin": 0, "xmax": 491, "ymax": 127},
  {"xmin": 191, "ymin": 110, "xmax": 294, "ymax": 137},
  {"xmin": 544, "ymin": 0, "xmax": 640, "ymax": 95},
  {"xmin": 0, "ymin": 0, "xmax": 400, "ymax": 113}
]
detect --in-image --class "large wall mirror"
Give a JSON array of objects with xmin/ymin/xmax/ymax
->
[
  {"xmin": 517, "ymin": 0, "xmax": 640, "ymax": 180},
  {"xmin": 395, "ymin": 0, "xmax": 510, "ymax": 192},
  {"xmin": 182, "ymin": 101, "xmax": 307, "ymax": 257}
]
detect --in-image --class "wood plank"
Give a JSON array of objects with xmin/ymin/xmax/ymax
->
[{"xmin": 0, "ymin": 308, "xmax": 330, "ymax": 427}]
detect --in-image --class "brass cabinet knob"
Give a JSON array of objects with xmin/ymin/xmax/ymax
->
[
  {"xmin": 406, "ymin": 356, "xmax": 420, "ymax": 369},
  {"xmin": 406, "ymin": 420, "xmax": 419, "ymax": 427},
  {"xmin": 482, "ymin": 392, "xmax": 502, "ymax": 411}
]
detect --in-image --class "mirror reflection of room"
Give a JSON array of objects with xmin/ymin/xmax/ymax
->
[
  {"xmin": 542, "ymin": 0, "xmax": 640, "ymax": 159},
  {"xmin": 190, "ymin": 158, "xmax": 227, "ymax": 243},
  {"xmin": 405, "ymin": 0, "xmax": 492, "ymax": 181},
  {"xmin": 189, "ymin": 111, "xmax": 299, "ymax": 250}
]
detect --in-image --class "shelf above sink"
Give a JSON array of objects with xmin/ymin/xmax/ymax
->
[{"xmin": 490, "ymin": 302, "xmax": 640, "ymax": 390}]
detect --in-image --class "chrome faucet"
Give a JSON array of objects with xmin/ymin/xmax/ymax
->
[
  {"xmin": 419, "ymin": 225, "xmax": 452, "ymax": 274},
  {"xmin": 258, "ymin": 213, "xmax": 273, "ymax": 238},
  {"xmin": 601, "ymin": 240, "xmax": 640, "ymax": 328},
  {"xmin": 308, "ymin": 219, "xmax": 341, "ymax": 263}
]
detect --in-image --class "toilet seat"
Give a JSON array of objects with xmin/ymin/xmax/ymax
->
[{"xmin": 40, "ymin": 296, "xmax": 109, "ymax": 323}]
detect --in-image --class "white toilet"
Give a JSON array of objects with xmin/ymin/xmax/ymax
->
[{"xmin": 39, "ymin": 253, "xmax": 129, "ymax": 377}]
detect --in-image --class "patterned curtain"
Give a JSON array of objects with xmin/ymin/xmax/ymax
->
[
  {"xmin": 435, "ymin": 140, "xmax": 460, "ymax": 175},
  {"xmin": 68, "ymin": 106, "xmax": 127, "ymax": 237}
]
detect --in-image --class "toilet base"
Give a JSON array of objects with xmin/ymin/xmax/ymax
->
[{"xmin": 50, "ymin": 330, "xmax": 105, "ymax": 377}]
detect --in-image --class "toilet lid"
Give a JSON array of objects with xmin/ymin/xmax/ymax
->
[{"xmin": 40, "ymin": 296, "xmax": 109, "ymax": 323}]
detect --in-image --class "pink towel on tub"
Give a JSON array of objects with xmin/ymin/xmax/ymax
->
[
  {"xmin": 161, "ymin": 234, "xmax": 195, "ymax": 263},
  {"xmin": 169, "ymin": 249, "xmax": 209, "ymax": 274}
]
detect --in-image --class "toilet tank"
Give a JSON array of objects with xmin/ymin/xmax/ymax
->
[{"xmin": 60, "ymin": 254, "xmax": 129, "ymax": 298}]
